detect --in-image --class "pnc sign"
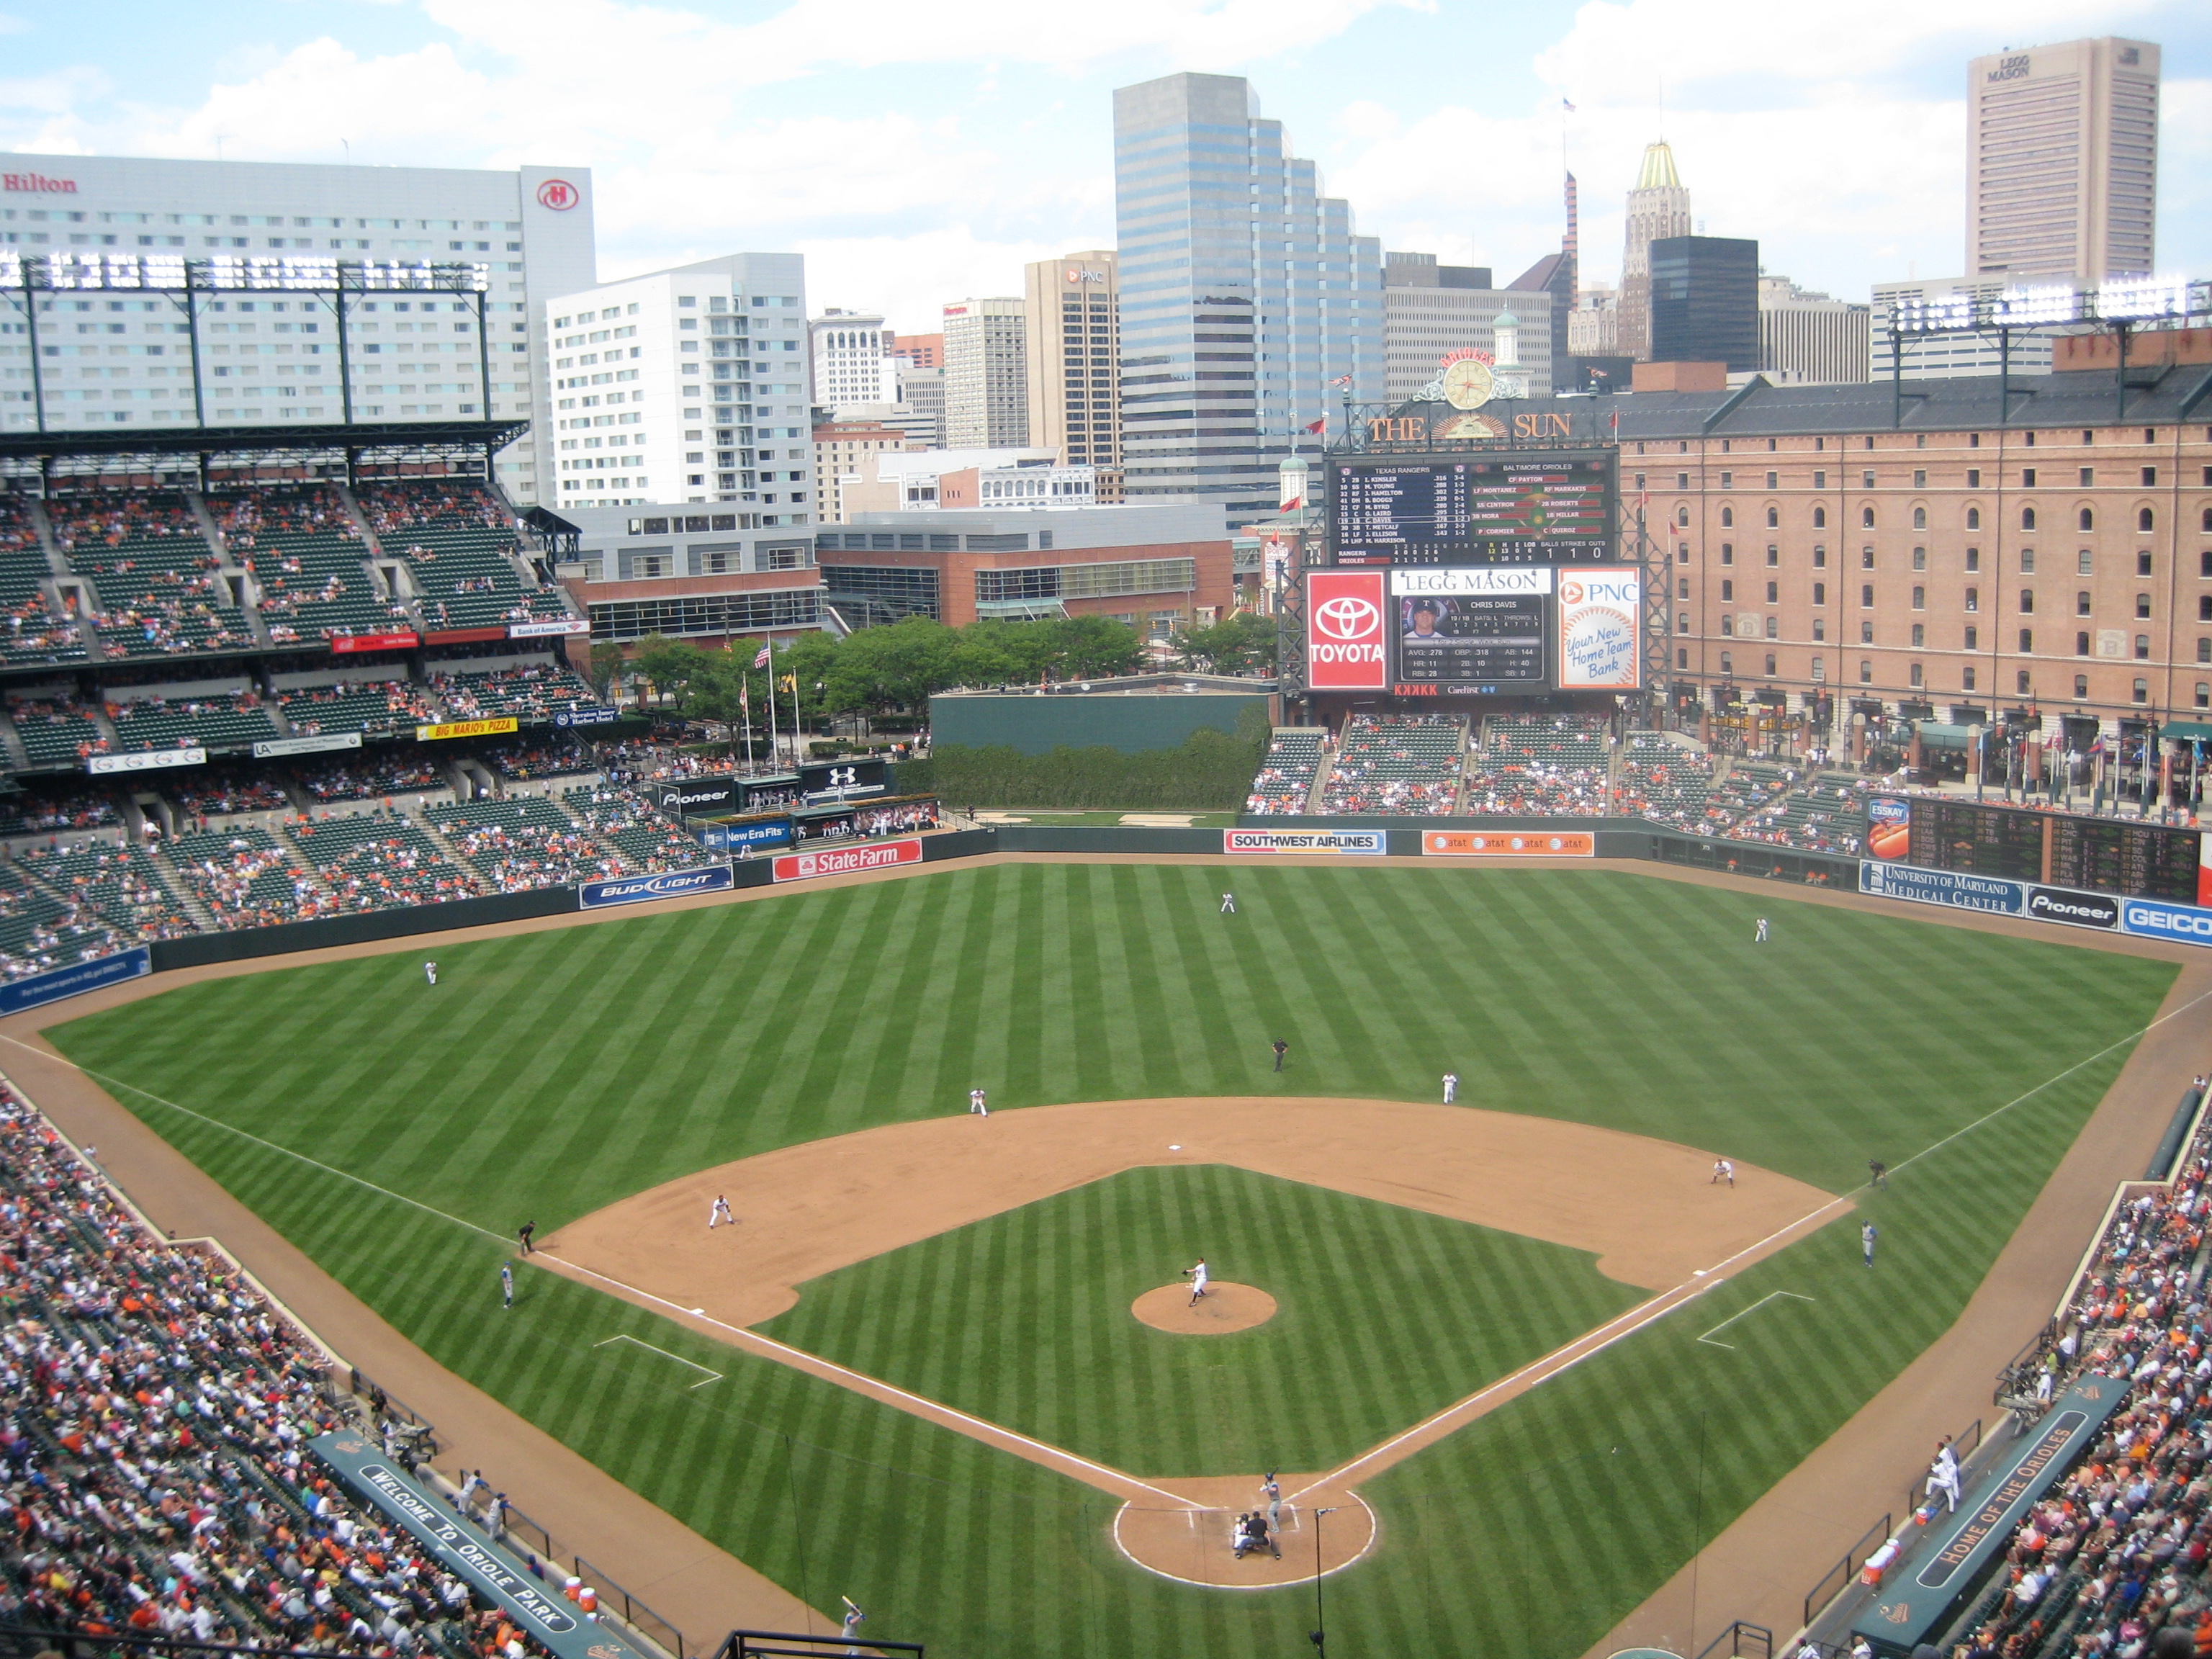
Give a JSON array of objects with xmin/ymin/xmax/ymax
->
[
  {"xmin": 1305, "ymin": 570, "xmax": 1388, "ymax": 690},
  {"xmin": 535, "ymin": 178, "xmax": 580, "ymax": 211}
]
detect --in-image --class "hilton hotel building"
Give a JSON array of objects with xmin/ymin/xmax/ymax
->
[{"xmin": 0, "ymin": 153, "xmax": 597, "ymax": 505}]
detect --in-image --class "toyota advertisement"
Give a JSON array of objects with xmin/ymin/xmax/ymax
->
[{"xmin": 1305, "ymin": 570, "xmax": 1389, "ymax": 691}]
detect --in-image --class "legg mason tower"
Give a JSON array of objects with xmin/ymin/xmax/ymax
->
[{"xmin": 1112, "ymin": 73, "xmax": 1382, "ymax": 517}]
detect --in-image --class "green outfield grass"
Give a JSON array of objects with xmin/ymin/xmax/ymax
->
[
  {"xmin": 44, "ymin": 863, "xmax": 2180, "ymax": 1658},
  {"xmin": 758, "ymin": 1164, "xmax": 1644, "ymax": 1475}
]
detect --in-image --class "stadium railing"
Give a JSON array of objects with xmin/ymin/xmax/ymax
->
[
  {"xmin": 1797, "ymin": 1413, "xmax": 1984, "ymax": 1632},
  {"xmin": 1690, "ymin": 1621, "xmax": 1773, "ymax": 1659},
  {"xmin": 716, "ymin": 1635, "xmax": 923, "ymax": 1659}
]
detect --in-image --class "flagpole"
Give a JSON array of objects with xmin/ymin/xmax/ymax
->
[
  {"xmin": 763, "ymin": 644, "xmax": 781, "ymax": 773},
  {"xmin": 791, "ymin": 652, "xmax": 803, "ymax": 771},
  {"xmin": 740, "ymin": 680, "xmax": 755, "ymax": 773}
]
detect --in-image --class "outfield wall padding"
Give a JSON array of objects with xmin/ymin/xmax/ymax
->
[{"xmin": 148, "ymin": 887, "xmax": 580, "ymax": 971}]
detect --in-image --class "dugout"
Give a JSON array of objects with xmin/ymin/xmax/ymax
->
[{"xmin": 930, "ymin": 679, "xmax": 1275, "ymax": 755}]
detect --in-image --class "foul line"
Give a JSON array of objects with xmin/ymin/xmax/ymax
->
[
  {"xmin": 594, "ymin": 1333, "xmax": 724, "ymax": 1388},
  {"xmin": 547, "ymin": 1254, "xmax": 1205, "ymax": 1512},
  {"xmin": 0, "ymin": 1032, "xmax": 508, "ymax": 1244},
  {"xmin": 1698, "ymin": 1292, "xmax": 1815, "ymax": 1350}
]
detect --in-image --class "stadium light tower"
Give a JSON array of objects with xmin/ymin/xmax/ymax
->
[{"xmin": 1309, "ymin": 1504, "xmax": 1340, "ymax": 1656}]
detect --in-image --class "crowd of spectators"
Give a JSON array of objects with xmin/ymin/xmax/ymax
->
[
  {"xmin": 559, "ymin": 787, "xmax": 703, "ymax": 873},
  {"xmin": 1892, "ymin": 1105, "xmax": 2212, "ymax": 1659},
  {"xmin": 480, "ymin": 742, "xmax": 593, "ymax": 781},
  {"xmin": 851, "ymin": 799, "xmax": 938, "ymax": 837},
  {"xmin": 1617, "ymin": 736, "xmax": 1717, "ymax": 830},
  {"xmin": 429, "ymin": 667, "xmax": 601, "ymax": 722},
  {"xmin": 166, "ymin": 827, "xmax": 328, "ymax": 930},
  {"xmin": 166, "ymin": 768, "xmax": 291, "ymax": 823},
  {"xmin": 0, "ymin": 864, "xmax": 129, "ymax": 983},
  {"xmin": 289, "ymin": 817, "xmax": 478, "ymax": 912},
  {"xmin": 1724, "ymin": 773, "xmax": 1868, "ymax": 856},
  {"xmin": 295, "ymin": 758, "xmax": 449, "ymax": 806},
  {"xmin": 357, "ymin": 482, "xmax": 509, "ymax": 540},
  {"xmin": 0, "ymin": 787, "xmax": 123, "ymax": 838},
  {"xmin": 0, "ymin": 1080, "xmax": 572, "ymax": 1659},
  {"xmin": 16, "ymin": 844, "xmax": 194, "ymax": 944},
  {"xmin": 1458, "ymin": 717, "xmax": 1612, "ymax": 817},
  {"xmin": 425, "ymin": 799, "xmax": 621, "ymax": 894},
  {"xmin": 212, "ymin": 486, "xmax": 357, "ymax": 545},
  {"xmin": 50, "ymin": 494, "xmax": 251, "ymax": 660},
  {"xmin": 279, "ymin": 682, "xmax": 439, "ymax": 739},
  {"xmin": 1316, "ymin": 715, "xmax": 1468, "ymax": 815},
  {"xmin": 0, "ymin": 495, "xmax": 86, "ymax": 665},
  {"xmin": 45, "ymin": 493, "xmax": 204, "ymax": 552},
  {"xmin": 1245, "ymin": 730, "xmax": 1326, "ymax": 815}
]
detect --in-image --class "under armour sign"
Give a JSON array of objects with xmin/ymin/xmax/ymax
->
[{"xmin": 1305, "ymin": 570, "xmax": 1388, "ymax": 690}]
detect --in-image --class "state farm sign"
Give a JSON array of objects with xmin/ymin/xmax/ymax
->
[{"xmin": 1305, "ymin": 570, "xmax": 1388, "ymax": 690}]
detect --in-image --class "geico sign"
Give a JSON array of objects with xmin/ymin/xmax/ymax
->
[
  {"xmin": 2124, "ymin": 899, "xmax": 2212, "ymax": 943},
  {"xmin": 1312, "ymin": 595, "xmax": 1380, "ymax": 641}
]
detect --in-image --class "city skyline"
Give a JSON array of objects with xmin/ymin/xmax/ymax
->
[{"xmin": 1, "ymin": 1, "xmax": 2205, "ymax": 338}]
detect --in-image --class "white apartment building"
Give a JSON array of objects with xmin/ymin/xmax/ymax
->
[
  {"xmin": 1968, "ymin": 37, "xmax": 2159, "ymax": 282},
  {"xmin": 809, "ymin": 308, "xmax": 894, "ymax": 408},
  {"xmin": 543, "ymin": 253, "xmax": 814, "ymax": 527},
  {"xmin": 0, "ymin": 153, "xmax": 595, "ymax": 505},
  {"xmin": 941, "ymin": 298, "xmax": 1028, "ymax": 449},
  {"xmin": 1756, "ymin": 276, "xmax": 1870, "ymax": 385},
  {"xmin": 1867, "ymin": 274, "xmax": 2055, "ymax": 380}
]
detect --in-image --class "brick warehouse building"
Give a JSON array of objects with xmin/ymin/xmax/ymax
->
[
  {"xmin": 814, "ymin": 503, "xmax": 1233, "ymax": 633},
  {"xmin": 1525, "ymin": 334, "xmax": 2212, "ymax": 724}
]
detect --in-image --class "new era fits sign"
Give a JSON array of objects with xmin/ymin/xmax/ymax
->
[{"xmin": 1305, "ymin": 570, "xmax": 1388, "ymax": 691}]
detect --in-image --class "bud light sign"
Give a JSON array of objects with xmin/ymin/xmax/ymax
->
[{"xmin": 1305, "ymin": 570, "xmax": 1388, "ymax": 690}]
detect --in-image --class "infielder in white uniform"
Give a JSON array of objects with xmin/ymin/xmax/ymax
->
[
  {"xmin": 1442, "ymin": 1071, "xmax": 1459, "ymax": 1104},
  {"xmin": 709, "ymin": 1195, "xmax": 734, "ymax": 1229},
  {"xmin": 968, "ymin": 1088, "xmax": 989, "ymax": 1117},
  {"xmin": 1184, "ymin": 1258, "xmax": 1210, "ymax": 1305}
]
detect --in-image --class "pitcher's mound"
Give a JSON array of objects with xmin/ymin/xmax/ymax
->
[{"xmin": 1133, "ymin": 1282, "xmax": 1277, "ymax": 1334}]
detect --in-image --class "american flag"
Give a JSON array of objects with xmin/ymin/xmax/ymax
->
[
  {"xmin": 1330, "ymin": 374, "xmax": 1354, "ymax": 389},
  {"xmin": 753, "ymin": 643, "xmax": 772, "ymax": 668}
]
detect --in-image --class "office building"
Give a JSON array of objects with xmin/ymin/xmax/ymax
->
[
  {"xmin": 1648, "ymin": 235, "xmax": 1758, "ymax": 371},
  {"xmin": 1023, "ymin": 250, "xmax": 1121, "ymax": 471},
  {"xmin": 1617, "ymin": 141, "xmax": 1693, "ymax": 361},
  {"xmin": 816, "ymin": 500, "xmax": 1233, "ymax": 630},
  {"xmin": 1968, "ymin": 37, "xmax": 2159, "ymax": 281},
  {"xmin": 0, "ymin": 151, "xmax": 595, "ymax": 504},
  {"xmin": 1381, "ymin": 253, "xmax": 1551, "ymax": 402},
  {"xmin": 892, "ymin": 333, "xmax": 943, "ymax": 371},
  {"xmin": 941, "ymin": 298, "xmax": 1028, "ymax": 449},
  {"xmin": 541, "ymin": 251, "xmax": 813, "ymax": 525},
  {"xmin": 1758, "ymin": 277, "xmax": 1871, "ymax": 385},
  {"xmin": 813, "ymin": 418, "xmax": 917, "ymax": 523},
  {"xmin": 1868, "ymin": 276, "xmax": 2054, "ymax": 380},
  {"xmin": 837, "ymin": 448, "xmax": 1085, "ymax": 516},
  {"xmin": 809, "ymin": 308, "xmax": 895, "ymax": 408},
  {"xmin": 549, "ymin": 502, "xmax": 824, "ymax": 649},
  {"xmin": 893, "ymin": 362, "xmax": 945, "ymax": 449},
  {"xmin": 1112, "ymin": 72, "xmax": 1382, "ymax": 516}
]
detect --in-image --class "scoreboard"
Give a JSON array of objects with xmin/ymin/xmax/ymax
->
[
  {"xmin": 1331, "ymin": 452, "xmax": 1617, "ymax": 566},
  {"xmin": 1876, "ymin": 794, "xmax": 2203, "ymax": 902}
]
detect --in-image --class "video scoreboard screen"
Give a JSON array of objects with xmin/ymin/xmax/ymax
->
[
  {"xmin": 1331, "ymin": 451, "xmax": 1617, "ymax": 566},
  {"xmin": 1875, "ymin": 794, "xmax": 2203, "ymax": 902}
]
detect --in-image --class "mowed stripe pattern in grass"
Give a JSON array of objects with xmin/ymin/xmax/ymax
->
[
  {"xmin": 43, "ymin": 864, "xmax": 2180, "ymax": 1659},
  {"xmin": 760, "ymin": 1164, "xmax": 1645, "ymax": 1475}
]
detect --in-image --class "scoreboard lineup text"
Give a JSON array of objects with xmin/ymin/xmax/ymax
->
[{"xmin": 1884, "ymin": 795, "xmax": 2206, "ymax": 904}]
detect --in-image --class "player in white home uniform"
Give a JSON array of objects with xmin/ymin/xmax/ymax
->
[
  {"xmin": 709, "ymin": 1195, "xmax": 734, "ymax": 1228},
  {"xmin": 424, "ymin": 961, "xmax": 438, "ymax": 986},
  {"xmin": 969, "ymin": 1088, "xmax": 989, "ymax": 1116},
  {"xmin": 1185, "ymin": 1259, "xmax": 1210, "ymax": 1305}
]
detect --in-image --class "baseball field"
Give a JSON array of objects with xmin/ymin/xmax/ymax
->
[{"xmin": 40, "ymin": 860, "xmax": 2180, "ymax": 1656}]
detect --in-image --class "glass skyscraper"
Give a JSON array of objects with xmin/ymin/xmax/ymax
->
[{"xmin": 1112, "ymin": 73, "xmax": 1382, "ymax": 516}]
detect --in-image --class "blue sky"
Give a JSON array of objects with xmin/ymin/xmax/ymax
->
[{"xmin": 2, "ymin": 0, "xmax": 2204, "ymax": 335}]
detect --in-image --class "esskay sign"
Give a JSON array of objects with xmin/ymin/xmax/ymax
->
[
  {"xmin": 1305, "ymin": 569, "xmax": 1388, "ymax": 691},
  {"xmin": 1223, "ymin": 829, "xmax": 1385, "ymax": 855},
  {"xmin": 89, "ymin": 747, "xmax": 204, "ymax": 775},
  {"xmin": 773, "ymin": 837, "xmax": 924, "ymax": 882}
]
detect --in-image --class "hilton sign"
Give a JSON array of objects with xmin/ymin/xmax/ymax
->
[{"xmin": 4, "ymin": 173, "xmax": 76, "ymax": 194}]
